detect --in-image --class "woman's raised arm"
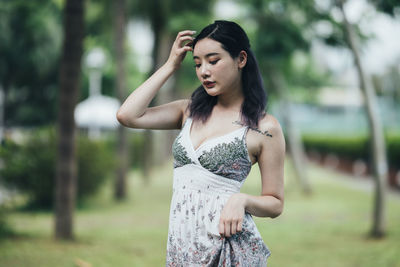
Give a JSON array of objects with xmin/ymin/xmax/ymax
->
[{"xmin": 116, "ymin": 30, "xmax": 195, "ymax": 130}]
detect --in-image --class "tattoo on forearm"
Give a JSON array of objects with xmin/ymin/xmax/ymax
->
[{"xmin": 233, "ymin": 121, "xmax": 273, "ymax": 138}]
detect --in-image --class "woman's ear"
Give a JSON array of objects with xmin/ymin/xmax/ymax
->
[{"xmin": 238, "ymin": 50, "xmax": 247, "ymax": 69}]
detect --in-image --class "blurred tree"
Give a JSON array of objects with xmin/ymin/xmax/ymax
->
[
  {"xmin": 76, "ymin": 0, "xmax": 134, "ymax": 200},
  {"xmin": 368, "ymin": 0, "xmax": 400, "ymax": 17},
  {"xmin": 141, "ymin": 0, "xmax": 165, "ymax": 180},
  {"xmin": 241, "ymin": 0, "xmax": 332, "ymax": 194},
  {"xmin": 54, "ymin": 0, "xmax": 85, "ymax": 240},
  {"xmin": 369, "ymin": 0, "xmax": 400, "ymax": 103},
  {"xmin": 382, "ymin": 64, "xmax": 400, "ymax": 102},
  {"xmin": 287, "ymin": 52, "xmax": 333, "ymax": 104},
  {"xmin": 337, "ymin": 0, "xmax": 388, "ymax": 238},
  {"xmin": 0, "ymin": 0, "xmax": 62, "ymax": 126},
  {"xmin": 79, "ymin": 0, "xmax": 117, "ymax": 105},
  {"xmin": 113, "ymin": 0, "xmax": 129, "ymax": 200}
]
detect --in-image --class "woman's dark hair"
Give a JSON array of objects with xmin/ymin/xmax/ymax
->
[{"xmin": 189, "ymin": 20, "xmax": 267, "ymax": 127}]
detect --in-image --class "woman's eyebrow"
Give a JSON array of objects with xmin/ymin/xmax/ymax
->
[{"xmin": 193, "ymin": 52, "xmax": 220, "ymax": 59}]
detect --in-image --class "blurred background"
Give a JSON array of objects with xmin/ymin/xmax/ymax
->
[{"xmin": 0, "ymin": 0, "xmax": 399, "ymax": 266}]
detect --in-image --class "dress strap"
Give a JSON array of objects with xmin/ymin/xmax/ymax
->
[
  {"xmin": 242, "ymin": 125, "xmax": 250, "ymax": 141},
  {"xmin": 181, "ymin": 116, "xmax": 192, "ymax": 130},
  {"xmin": 242, "ymin": 126, "xmax": 252, "ymax": 164}
]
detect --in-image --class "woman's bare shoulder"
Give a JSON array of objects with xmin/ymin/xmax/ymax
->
[
  {"xmin": 245, "ymin": 114, "xmax": 285, "ymax": 161},
  {"xmin": 258, "ymin": 114, "xmax": 285, "ymax": 154},
  {"xmin": 247, "ymin": 114, "xmax": 283, "ymax": 139},
  {"xmin": 258, "ymin": 114, "xmax": 283, "ymax": 137}
]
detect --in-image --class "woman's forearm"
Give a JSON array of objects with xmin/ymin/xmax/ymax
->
[
  {"xmin": 116, "ymin": 62, "xmax": 175, "ymax": 124},
  {"xmin": 117, "ymin": 31, "xmax": 194, "ymax": 128},
  {"xmin": 242, "ymin": 193, "xmax": 283, "ymax": 218}
]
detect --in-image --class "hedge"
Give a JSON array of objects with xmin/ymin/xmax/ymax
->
[{"xmin": 302, "ymin": 132, "xmax": 400, "ymax": 168}]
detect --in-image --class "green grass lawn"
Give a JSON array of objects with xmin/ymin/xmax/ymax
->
[{"xmin": 1, "ymin": 159, "xmax": 399, "ymax": 267}]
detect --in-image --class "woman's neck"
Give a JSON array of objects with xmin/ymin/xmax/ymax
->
[{"xmin": 216, "ymin": 85, "xmax": 244, "ymax": 112}]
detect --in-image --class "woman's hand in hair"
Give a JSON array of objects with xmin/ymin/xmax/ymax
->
[{"xmin": 166, "ymin": 30, "xmax": 196, "ymax": 71}]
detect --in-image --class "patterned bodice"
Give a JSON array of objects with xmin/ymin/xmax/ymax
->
[{"xmin": 172, "ymin": 117, "xmax": 252, "ymax": 183}]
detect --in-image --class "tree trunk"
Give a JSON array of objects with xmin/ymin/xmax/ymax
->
[
  {"xmin": 142, "ymin": 130, "xmax": 153, "ymax": 184},
  {"xmin": 113, "ymin": 0, "xmax": 129, "ymax": 200},
  {"xmin": 0, "ymin": 85, "xmax": 4, "ymax": 143},
  {"xmin": 270, "ymin": 67, "xmax": 312, "ymax": 195},
  {"xmin": 154, "ymin": 32, "xmax": 176, "ymax": 164},
  {"xmin": 141, "ymin": 0, "xmax": 167, "ymax": 181},
  {"xmin": 338, "ymin": 0, "xmax": 388, "ymax": 238},
  {"xmin": 54, "ymin": 0, "xmax": 84, "ymax": 240}
]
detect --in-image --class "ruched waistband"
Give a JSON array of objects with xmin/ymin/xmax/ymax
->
[{"xmin": 173, "ymin": 164, "xmax": 241, "ymax": 197}]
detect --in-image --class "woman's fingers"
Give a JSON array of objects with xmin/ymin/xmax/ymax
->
[
  {"xmin": 175, "ymin": 30, "xmax": 195, "ymax": 48},
  {"xmin": 231, "ymin": 220, "xmax": 237, "ymax": 236},
  {"xmin": 219, "ymin": 217, "xmax": 244, "ymax": 238},
  {"xmin": 166, "ymin": 30, "xmax": 196, "ymax": 70},
  {"xmin": 218, "ymin": 194, "xmax": 246, "ymax": 238},
  {"xmin": 224, "ymin": 221, "xmax": 231, "ymax": 237},
  {"xmin": 176, "ymin": 35, "xmax": 194, "ymax": 48},
  {"xmin": 218, "ymin": 220, "xmax": 225, "ymax": 238},
  {"xmin": 177, "ymin": 46, "xmax": 192, "ymax": 54},
  {"xmin": 176, "ymin": 30, "xmax": 196, "ymax": 40},
  {"xmin": 237, "ymin": 219, "xmax": 243, "ymax": 232}
]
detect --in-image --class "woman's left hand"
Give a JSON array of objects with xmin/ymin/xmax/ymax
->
[{"xmin": 219, "ymin": 193, "xmax": 247, "ymax": 238}]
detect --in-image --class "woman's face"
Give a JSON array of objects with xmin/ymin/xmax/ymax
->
[{"xmin": 193, "ymin": 38, "xmax": 243, "ymax": 97}]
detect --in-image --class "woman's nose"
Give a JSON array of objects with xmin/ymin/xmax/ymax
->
[{"xmin": 200, "ymin": 65, "xmax": 210, "ymax": 78}]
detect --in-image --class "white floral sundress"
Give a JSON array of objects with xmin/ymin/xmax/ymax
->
[{"xmin": 167, "ymin": 117, "xmax": 271, "ymax": 266}]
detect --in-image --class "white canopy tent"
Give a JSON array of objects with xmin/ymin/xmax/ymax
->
[
  {"xmin": 74, "ymin": 95, "xmax": 120, "ymax": 138},
  {"xmin": 74, "ymin": 47, "xmax": 121, "ymax": 139}
]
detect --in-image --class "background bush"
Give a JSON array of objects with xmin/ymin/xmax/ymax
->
[
  {"xmin": 0, "ymin": 128, "xmax": 116, "ymax": 210},
  {"xmin": 0, "ymin": 206, "xmax": 13, "ymax": 238},
  {"xmin": 302, "ymin": 132, "xmax": 400, "ymax": 169},
  {"xmin": 129, "ymin": 131, "xmax": 145, "ymax": 169}
]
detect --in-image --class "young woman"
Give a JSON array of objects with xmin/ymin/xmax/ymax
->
[{"xmin": 117, "ymin": 20, "xmax": 285, "ymax": 266}]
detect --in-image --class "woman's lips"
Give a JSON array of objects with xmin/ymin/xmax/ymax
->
[{"xmin": 203, "ymin": 81, "xmax": 216, "ymax": 88}]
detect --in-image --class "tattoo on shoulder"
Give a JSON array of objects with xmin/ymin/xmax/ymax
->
[{"xmin": 233, "ymin": 121, "xmax": 273, "ymax": 138}]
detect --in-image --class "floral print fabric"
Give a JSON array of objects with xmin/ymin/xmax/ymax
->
[
  {"xmin": 168, "ymin": 117, "xmax": 270, "ymax": 266},
  {"xmin": 198, "ymin": 137, "xmax": 251, "ymax": 182},
  {"xmin": 172, "ymin": 118, "xmax": 252, "ymax": 181},
  {"xmin": 172, "ymin": 134, "xmax": 196, "ymax": 168}
]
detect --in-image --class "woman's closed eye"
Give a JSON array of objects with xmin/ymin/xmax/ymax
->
[
  {"xmin": 194, "ymin": 59, "xmax": 219, "ymax": 68},
  {"xmin": 210, "ymin": 59, "xmax": 219, "ymax": 65}
]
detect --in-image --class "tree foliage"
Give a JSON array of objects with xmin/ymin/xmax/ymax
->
[
  {"xmin": 0, "ymin": 0, "xmax": 62, "ymax": 126},
  {"xmin": 368, "ymin": 0, "xmax": 400, "ymax": 16}
]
